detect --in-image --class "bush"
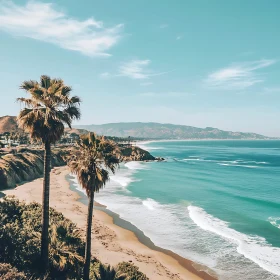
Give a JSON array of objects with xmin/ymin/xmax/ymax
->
[
  {"xmin": 116, "ymin": 262, "xmax": 149, "ymax": 280},
  {"xmin": 0, "ymin": 196, "xmax": 84, "ymax": 279},
  {"xmin": 91, "ymin": 262, "xmax": 127, "ymax": 280},
  {"xmin": 0, "ymin": 263, "xmax": 27, "ymax": 280},
  {"xmin": 0, "ymin": 197, "xmax": 149, "ymax": 280}
]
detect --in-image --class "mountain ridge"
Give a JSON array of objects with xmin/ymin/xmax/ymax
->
[
  {"xmin": 74, "ymin": 122, "xmax": 272, "ymax": 140},
  {"xmin": 0, "ymin": 117, "xmax": 273, "ymax": 140}
]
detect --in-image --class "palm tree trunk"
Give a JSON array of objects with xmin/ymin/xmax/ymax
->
[
  {"xmin": 84, "ymin": 189, "xmax": 95, "ymax": 280},
  {"xmin": 41, "ymin": 141, "xmax": 51, "ymax": 271}
]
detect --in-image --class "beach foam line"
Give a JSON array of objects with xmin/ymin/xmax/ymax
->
[
  {"xmin": 110, "ymin": 174, "xmax": 135, "ymax": 188},
  {"xmin": 142, "ymin": 198, "xmax": 160, "ymax": 210},
  {"xmin": 188, "ymin": 206, "xmax": 280, "ymax": 276}
]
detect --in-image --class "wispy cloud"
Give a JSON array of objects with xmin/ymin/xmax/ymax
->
[
  {"xmin": 159, "ymin": 24, "xmax": 169, "ymax": 29},
  {"xmin": 206, "ymin": 59, "xmax": 276, "ymax": 90},
  {"xmin": 176, "ymin": 35, "xmax": 183, "ymax": 40},
  {"xmin": 118, "ymin": 59, "xmax": 171, "ymax": 80},
  {"xmin": 0, "ymin": 1, "xmax": 124, "ymax": 57}
]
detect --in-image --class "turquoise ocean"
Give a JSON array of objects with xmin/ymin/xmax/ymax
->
[{"xmin": 71, "ymin": 140, "xmax": 280, "ymax": 280}]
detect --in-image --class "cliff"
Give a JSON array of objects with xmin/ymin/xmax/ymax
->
[
  {"xmin": 0, "ymin": 147, "xmax": 67, "ymax": 190},
  {"xmin": 0, "ymin": 145, "xmax": 159, "ymax": 190},
  {"xmin": 120, "ymin": 145, "xmax": 156, "ymax": 161}
]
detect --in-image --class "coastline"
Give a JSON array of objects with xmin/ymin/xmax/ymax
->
[
  {"xmin": 136, "ymin": 138, "xmax": 277, "ymax": 146},
  {"xmin": 2, "ymin": 166, "xmax": 216, "ymax": 280}
]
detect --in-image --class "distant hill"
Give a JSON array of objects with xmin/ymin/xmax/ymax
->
[
  {"xmin": 0, "ymin": 117, "xmax": 271, "ymax": 140},
  {"xmin": 0, "ymin": 116, "xmax": 18, "ymax": 134},
  {"xmin": 0, "ymin": 116, "xmax": 89, "ymax": 136},
  {"xmin": 74, "ymin": 122, "xmax": 271, "ymax": 140}
]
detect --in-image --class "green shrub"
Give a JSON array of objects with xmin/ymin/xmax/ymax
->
[
  {"xmin": 0, "ymin": 263, "xmax": 27, "ymax": 280},
  {"xmin": 116, "ymin": 262, "xmax": 149, "ymax": 280},
  {"xmin": 91, "ymin": 262, "xmax": 127, "ymax": 280},
  {"xmin": 0, "ymin": 197, "xmax": 149, "ymax": 280},
  {"xmin": 0, "ymin": 196, "xmax": 84, "ymax": 279}
]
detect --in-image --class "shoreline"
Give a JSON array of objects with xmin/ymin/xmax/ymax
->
[
  {"xmin": 136, "ymin": 138, "xmax": 277, "ymax": 146},
  {"xmin": 69, "ymin": 175, "xmax": 217, "ymax": 280},
  {"xmin": 3, "ymin": 166, "xmax": 216, "ymax": 280}
]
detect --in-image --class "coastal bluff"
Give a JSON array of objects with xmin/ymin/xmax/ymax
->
[
  {"xmin": 120, "ymin": 145, "xmax": 157, "ymax": 161},
  {"xmin": 0, "ymin": 146, "xmax": 158, "ymax": 190},
  {"xmin": 0, "ymin": 147, "xmax": 66, "ymax": 190}
]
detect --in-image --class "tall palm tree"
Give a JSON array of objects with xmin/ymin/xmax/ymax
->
[
  {"xmin": 68, "ymin": 133, "xmax": 120, "ymax": 280},
  {"xmin": 17, "ymin": 75, "xmax": 81, "ymax": 271}
]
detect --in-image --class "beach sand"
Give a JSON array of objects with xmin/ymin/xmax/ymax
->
[{"xmin": 3, "ymin": 166, "xmax": 216, "ymax": 280}]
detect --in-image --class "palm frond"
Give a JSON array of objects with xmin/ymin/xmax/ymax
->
[
  {"xmin": 17, "ymin": 75, "xmax": 81, "ymax": 144},
  {"xmin": 40, "ymin": 75, "xmax": 51, "ymax": 89},
  {"xmin": 19, "ymin": 80, "xmax": 38, "ymax": 91},
  {"xmin": 66, "ymin": 133, "xmax": 120, "ymax": 197}
]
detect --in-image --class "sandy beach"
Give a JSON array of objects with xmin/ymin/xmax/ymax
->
[{"xmin": 2, "ymin": 166, "xmax": 216, "ymax": 280}]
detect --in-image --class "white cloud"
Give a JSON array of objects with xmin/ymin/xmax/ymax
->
[
  {"xmin": 176, "ymin": 35, "xmax": 183, "ymax": 40},
  {"xmin": 119, "ymin": 59, "xmax": 172, "ymax": 80},
  {"xmin": 0, "ymin": 1, "xmax": 124, "ymax": 57},
  {"xmin": 119, "ymin": 60, "xmax": 151, "ymax": 79},
  {"xmin": 206, "ymin": 59, "xmax": 276, "ymax": 90}
]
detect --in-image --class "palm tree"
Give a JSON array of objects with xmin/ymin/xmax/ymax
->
[
  {"xmin": 68, "ymin": 133, "xmax": 120, "ymax": 280},
  {"xmin": 93, "ymin": 263, "xmax": 127, "ymax": 280},
  {"xmin": 17, "ymin": 75, "xmax": 81, "ymax": 271}
]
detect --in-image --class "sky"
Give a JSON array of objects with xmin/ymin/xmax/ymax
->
[{"xmin": 0, "ymin": 0, "xmax": 280, "ymax": 137}]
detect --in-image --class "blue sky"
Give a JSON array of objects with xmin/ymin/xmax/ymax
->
[{"xmin": 0, "ymin": 0, "xmax": 280, "ymax": 136}]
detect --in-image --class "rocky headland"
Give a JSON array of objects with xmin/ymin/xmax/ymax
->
[{"xmin": 0, "ymin": 145, "xmax": 160, "ymax": 190}]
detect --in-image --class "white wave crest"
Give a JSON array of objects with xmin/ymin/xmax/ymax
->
[
  {"xmin": 124, "ymin": 161, "xmax": 149, "ymax": 170},
  {"xmin": 217, "ymin": 163, "xmax": 259, "ymax": 168},
  {"xmin": 269, "ymin": 217, "xmax": 280, "ymax": 230},
  {"xmin": 142, "ymin": 198, "xmax": 160, "ymax": 210},
  {"xmin": 188, "ymin": 206, "xmax": 280, "ymax": 276},
  {"xmin": 110, "ymin": 175, "xmax": 134, "ymax": 187}
]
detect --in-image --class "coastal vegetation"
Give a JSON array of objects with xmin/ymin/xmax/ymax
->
[
  {"xmin": 0, "ymin": 145, "xmax": 156, "ymax": 191},
  {"xmin": 0, "ymin": 75, "xmax": 153, "ymax": 279},
  {"xmin": 0, "ymin": 147, "xmax": 67, "ymax": 190},
  {"xmin": 0, "ymin": 197, "xmax": 149, "ymax": 279},
  {"xmin": 17, "ymin": 75, "xmax": 81, "ymax": 271},
  {"xmin": 67, "ymin": 133, "xmax": 120, "ymax": 280}
]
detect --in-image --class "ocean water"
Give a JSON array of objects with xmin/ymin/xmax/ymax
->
[{"xmin": 71, "ymin": 140, "xmax": 280, "ymax": 280}]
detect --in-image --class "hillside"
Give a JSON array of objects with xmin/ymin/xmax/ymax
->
[
  {"xmin": 0, "ymin": 145, "xmax": 157, "ymax": 189},
  {"xmin": 0, "ymin": 147, "xmax": 67, "ymax": 190},
  {"xmin": 0, "ymin": 116, "xmax": 18, "ymax": 133},
  {"xmin": 0, "ymin": 116, "xmax": 271, "ymax": 140},
  {"xmin": 75, "ymin": 122, "xmax": 270, "ymax": 140}
]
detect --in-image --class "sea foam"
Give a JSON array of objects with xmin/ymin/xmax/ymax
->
[
  {"xmin": 269, "ymin": 217, "xmax": 280, "ymax": 230},
  {"xmin": 188, "ymin": 206, "xmax": 280, "ymax": 276},
  {"xmin": 142, "ymin": 198, "xmax": 160, "ymax": 210}
]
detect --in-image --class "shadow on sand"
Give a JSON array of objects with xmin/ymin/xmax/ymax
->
[{"xmin": 0, "ymin": 192, "xmax": 6, "ymax": 199}]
